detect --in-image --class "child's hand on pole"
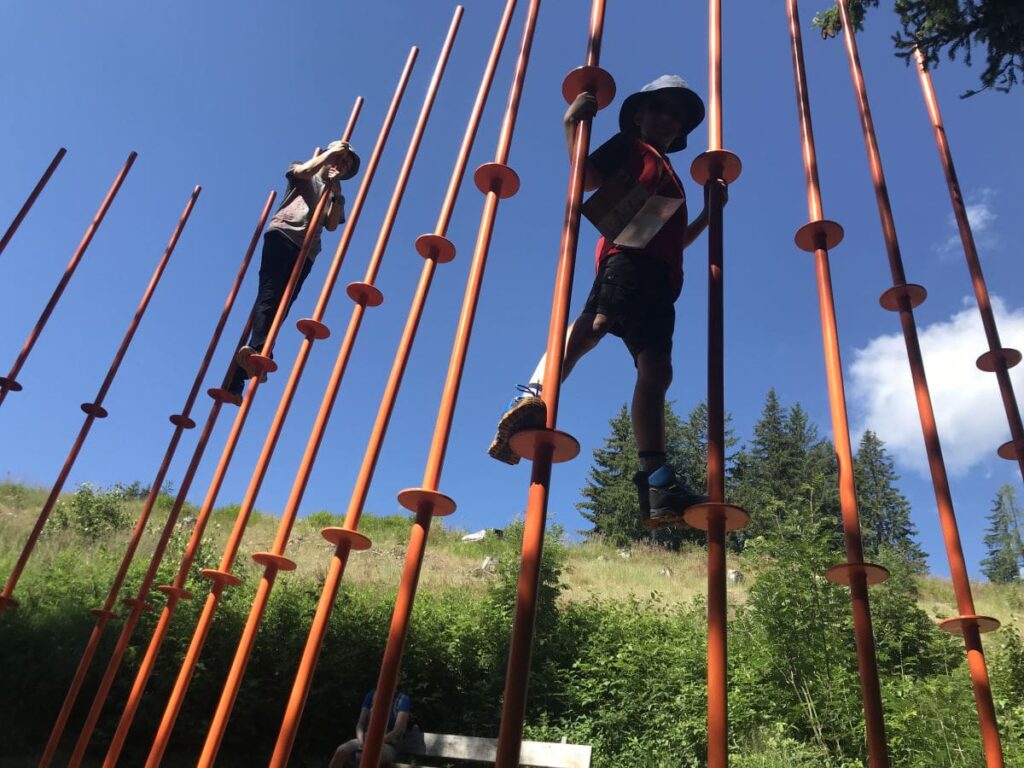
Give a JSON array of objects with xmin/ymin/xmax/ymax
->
[{"xmin": 564, "ymin": 92, "xmax": 598, "ymax": 125}]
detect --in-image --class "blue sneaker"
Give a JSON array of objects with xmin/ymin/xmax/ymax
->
[{"xmin": 488, "ymin": 384, "xmax": 546, "ymax": 465}]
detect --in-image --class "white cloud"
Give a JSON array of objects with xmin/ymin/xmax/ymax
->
[
  {"xmin": 938, "ymin": 188, "xmax": 999, "ymax": 255},
  {"xmin": 849, "ymin": 296, "xmax": 1024, "ymax": 476}
]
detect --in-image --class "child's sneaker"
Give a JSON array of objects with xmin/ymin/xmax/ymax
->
[
  {"xmin": 647, "ymin": 465, "xmax": 707, "ymax": 521},
  {"xmin": 487, "ymin": 384, "xmax": 546, "ymax": 465},
  {"xmin": 235, "ymin": 345, "xmax": 268, "ymax": 383},
  {"xmin": 633, "ymin": 471, "xmax": 651, "ymax": 524}
]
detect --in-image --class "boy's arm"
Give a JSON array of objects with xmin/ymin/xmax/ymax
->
[
  {"xmin": 682, "ymin": 180, "xmax": 728, "ymax": 248},
  {"xmin": 563, "ymin": 93, "xmax": 603, "ymax": 191},
  {"xmin": 383, "ymin": 711, "xmax": 410, "ymax": 744},
  {"xmin": 289, "ymin": 143, "xmax": 352, "ymax": 180},
  {"xmin": 355, "ymin": 706, "xmax": 370, "ymax": 743},
  {"xmin": 324, "ymin": 168, "xmax": 344, "ymax": 232}
]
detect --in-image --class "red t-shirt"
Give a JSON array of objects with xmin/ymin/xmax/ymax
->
[{"xmin": 588, "ymin": 133, "xmax": 688, "ymax": 297}]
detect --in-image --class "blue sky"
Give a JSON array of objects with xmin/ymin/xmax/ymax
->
[{"xmin": 1, "ymin": 1, "xmax": 1021, "ymax": 581}]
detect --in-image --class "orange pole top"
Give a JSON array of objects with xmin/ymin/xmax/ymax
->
[{"xmin": 0, "ymin": 147, "xmax": 67, "ymax": 259}]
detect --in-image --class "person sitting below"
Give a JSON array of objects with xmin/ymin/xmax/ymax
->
[{"xmin": 329, "ymin": 687, "xmax": 411, "ymax": 768}]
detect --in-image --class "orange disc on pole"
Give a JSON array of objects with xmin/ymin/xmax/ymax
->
[
  {"xmin": 682, "ymin": 501, "xmax": 750, "ymax": 532},
  {"xmin": 80, "ymin": 402, "xmax": 109, "ymax": 418},
  {"xmin": 88, "ymin": 608, "xmax": 117, "ymax": 621},
  {"xmin": 0, "ymin": 376, "xmax": 22, "ymax": 392},
  {"xmin": 247, "ymin": 354, "xmax": 278, "ymax": 374},
  {"xmin": 169, "ymin": 414, "xmax": 197, "ymax": 429},
  {"xmin": 997, "ymin": 439, "xmax": 1023, "ymax": 461},
  {"xmin": 251, "ymin": 552, "xmax": 297, "ymax": 572},
  {"xmin": 156, "ymin": 585, "xmax": 193, "ymax": 601},
  {"xmin": 200, "ymin": 568, "xmax": 242, "ymax": 588},
  {"xmin": 207, "ymin": 387, "xmax": 241, "ymax": 405},
  {"xmin": 320, "ymin": 527, "xmax": 373, "ymax": 551},
  {"xmin": 415, "ymin": 233, "xmax": 457, "ymax": 264},
  {"xmin": 122, "ymin": 598, "xmax": 153, "ymax": 612},
  {"xmin": 794, "ymin": 219, "xmax": 844, "ymax": 252},
  {"xmin": 825, "ymin": 562, "xmax": 890, "ymax": 587},
  {"xmin": 296, "ymin": 318, "xmax": 331, "ymax": 340},
  {"xmin": 561, "ymin": 65, "xmax": 616, "ymax": 108},
  {"xmin": 939, "ymin": 614, "xmax": 1001, "ymax": 635},
  {"xmin": 473, "ymin": 162, "xmax": 520, "ymax": 198},
  {"xmin": 509, "ymin": 428, "xmax": 580, "ymax": 463},
  {"xmin": 976, "ymin": 347, "xmax": 1021, "ymax": 372},
  {"xmin": 690, "ymin": 149, "xmax": 742, "ymax": 185},
  {"xmin": 397, "ymin": 487, "xmax": 457, "ymax": 517},
  {"xmin": 347, "ymin": 281, "xmax": 384, "ymax": 307},
  {"xmin": 879, "ymin": 283, "xmax": 927, "ymax": 312}
]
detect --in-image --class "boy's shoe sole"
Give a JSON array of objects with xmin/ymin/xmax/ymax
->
[
  {"xmin": 235, "ymin": 345, "xmax": 268, "ymax": 383},
  {"xmin": 487, "ymin": 396, "xmax": 546, "ymax": 465},
  {"xmin": 645, "ymin": 486, "xmax": 707, "ymax": 530}
]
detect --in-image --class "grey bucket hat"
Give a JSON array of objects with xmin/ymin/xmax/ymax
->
[
  {"xmin": 618, "ymin": 74, "xmax": 705, "ymax": 153},
  {"xmin": 324, "ymin": 140, "xmax": 361, "ymax": 180}
]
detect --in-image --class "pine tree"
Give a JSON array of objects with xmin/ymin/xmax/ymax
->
[
  {"xmin": 853, "ymin": 431, "xmax": 928, "ymax": 573},
  {"xmin": 981, "ymin": 484, "xmax": 1024, "ymax": 583}
]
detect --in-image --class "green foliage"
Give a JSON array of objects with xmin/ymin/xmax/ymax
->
[
  {"xmin": 981, "ymin": 485, "xmax": 1024, "ymax": 583},
  {"xmin": 49, "ymin": 482, "xmax": 132, "ymax": 539},
  {"xmin": 814, "ymin": 0, "xmax": 1024, "ymax": 95}
]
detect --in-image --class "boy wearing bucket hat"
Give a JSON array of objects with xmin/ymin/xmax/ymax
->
[
  {"xmin": 227, "ymin": 141, "xmax": 360, "ymax": 400},
  {"xmin": 489, "ymin": 75, "xmax": 721, "ymax": 526}
]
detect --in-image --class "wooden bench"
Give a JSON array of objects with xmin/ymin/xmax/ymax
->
[{"xmin": 392, "ymin": 731, "xmax": 592, "ymax": 767}]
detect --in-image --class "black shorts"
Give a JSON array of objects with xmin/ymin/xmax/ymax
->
[{"xmin": 582, "ymin": 251, "xmax": 676, "ymax": 363}]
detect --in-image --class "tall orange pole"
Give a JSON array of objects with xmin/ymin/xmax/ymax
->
[
  {"xmin": 196, "ymin": 12, "xmax": 463, "ymax": 766},
  {"xmin": 494, "ymin": 2, "xmax": 614, "ymax": 766},
  {"xmin": 0, "ymin": 147, "xmax": 67, "ymax": 259},
  {"xmin": 269, "ymin": 18, "xmax": 515, "ymax": 767},
  {"xmin": 677, "ymin": 1, "xmax": 751, "ymax": 766},
  {"xmin": 786, "ymin": 2, "xmax": 891, "ymax": 765},
  {"xmin": 36, "ymin": 184, "xmax": 201, "ymax": 765},
  {"xmin": 0, "ymin": 185, "xmax": 189, "ymax": 615},
  {"xmin": 837, "ymin": 2, "xmax": 1003, "ymax": 765},
  {"xmin": 0, "ymin": 151, "xmax": 136, "ymax": 408},
  {"xmin": 356, "ymin": 5, "xmax": 543, "ymax": 768},
  {"xmin": 142, "ymin": 96, "xmax": 375, "ymax": 766},
  {"xmin": 57, "ymin": 191, "xmax": 274, "ymax": 767},
  {"xmin": 915, "ymin": 51, "xmax": 1024, "ymax": 487}
]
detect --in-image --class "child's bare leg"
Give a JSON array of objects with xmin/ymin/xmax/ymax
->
[
  {"xmin": 632, "ymin": 349, "xmax": 672, "ymax": 472},
  {"xmin": 562, "ymin": 312, "xmax": 608, "ymax": 381}
]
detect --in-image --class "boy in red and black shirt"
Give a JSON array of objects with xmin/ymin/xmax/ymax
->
[{"xmin": 490, "ymin": 75, "xmax": 723, "ymax": 525}]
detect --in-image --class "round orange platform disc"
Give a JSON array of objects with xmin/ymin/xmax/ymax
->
[
  {"xmin": 200, "ymin": 568, "xmax": 241, "ymax": 587},
  {"xmin": 320, "ymin": 527, "xmax": 373, "ymax": 551},
  {"xmin": 938, "ymin": 614, "xmax": 1001, "ymax": 635},
  {"xmin": 296, "ymin": 318, "xmax": 331, "ymax": 340},
  {"xmin": 825, "ymin": 562, "xmax": 891, "ymax": 586},
  {"xmin": 415, "ymin": 234, "xmax": 457, "ymax": 264},
  {"xmin": 690, "ymin": 150, "xmax": 743, "ymax": 185},
  {"xmin": 248, "ymin": 354, "xmax": 278, "ymax": 374},
  {"xmin": 509, "ymin": 428, "xmax": 580, "ymax": 464},
  {"xmin": 682, "ymin": 502, "xmax": 751, "ymax": 532},
  {"xmin": 643, "ymin": 511, "xmax": 689, "ymax": 531},
  {"xmin": 561, "ymin": 66, "xmax": 616, "ymax": 108},
  {"xmin": 80, "ymin": 402, "xmax": 109, "ymax": 418},
  {"xmin": 347, "ymin": 281, "xmax": 384, "ymax": 307},
  {"xmin": 206, "ymin": 387, "xmax": 235, "ymax": 405},
  {"xmin": 976, "ymin": 347, "xmax": 1021, "ymax": 372},
  {"xmin": 794, "ymin": 219, "xmax": 844, "ymax": 252},
  {"xmin": 997, "ymin": 439, "xmax": 1022, "ymax": 461},
  {"xmin": 122, "ymin": 598, "xmax": 153, "ymax": 612},
  {"xmin": 169, "ymin": 414, "xmax": 196, "ymax": 429},
  {"xmin": 0, "ymin": 376, "xmax": 23, "ymax": 392},
  {"xmin": 879, "ymin": 283, "xmax": 927, "ymax": 312},
  {"xmin": 156, "ymin": 585, "xmax": 193, "ymax": 601},
  {"xmin": 89, "ymin": 608, "xmax": 117, "ymax": 621},
  {"xmin": 397, "ymin": 487, "xmax": 457, "ymax": 517},
  {"xmin": 474, "ymin": 162, "xmax": 520, "ymax": 198},
  {"xmin": 252, "ymin": 552, "xmax": 297, "ymax": 571}
]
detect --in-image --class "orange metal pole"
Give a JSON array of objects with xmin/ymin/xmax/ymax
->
[
  {"xmin": 36, "ymin": 184, "xmax": 201, "ymax": 765},
  {"xmin": 837, "ymin": 2, "xmax": 1003, "ymax": 765},
  {"xmin": 0, "ymin": 151, "xmax": 136, "ymax": 408},
  {"xmin": 0, "ymin": 184, "xmax": 186, "ymax": 615},
  {"xmin": 356, "ymin": 6, "xmax": 543, "ymax": 768},
  {"xmin": 58, "ymin": 192, "xmax": 274, "ymax": 767},
  {"xmin": 786, "ymin": 3, "xmax": 891, "ymax": 766},
  {"xmin": 492, "ymin": 4, "xmax": 614, "ymax": 766},
  {"xmin": 915, "ymin": 51, "xmax": 1024, "ymax": 487},
  {"xmin": 269, "ymin": 12, "xmax": 518, "ymax": 756},
  {"xmin": 675, "ymin": 2, "xmax": 751, "ymax": 767},
  {"xmin": 197, "ymin": 13, "xmax": 462, "ymax": 766},
  {"xmin": 0, "ymin": 147, "xmax": 67, "ymax": 260},
  {"xmin": 143, "ymin": 97, "xmax": 374, "ymax": 766}
]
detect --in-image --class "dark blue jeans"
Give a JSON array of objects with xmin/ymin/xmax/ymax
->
[{"xmin": 228, "ymin": 231, "xmax": 313, "ymax": 393}]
